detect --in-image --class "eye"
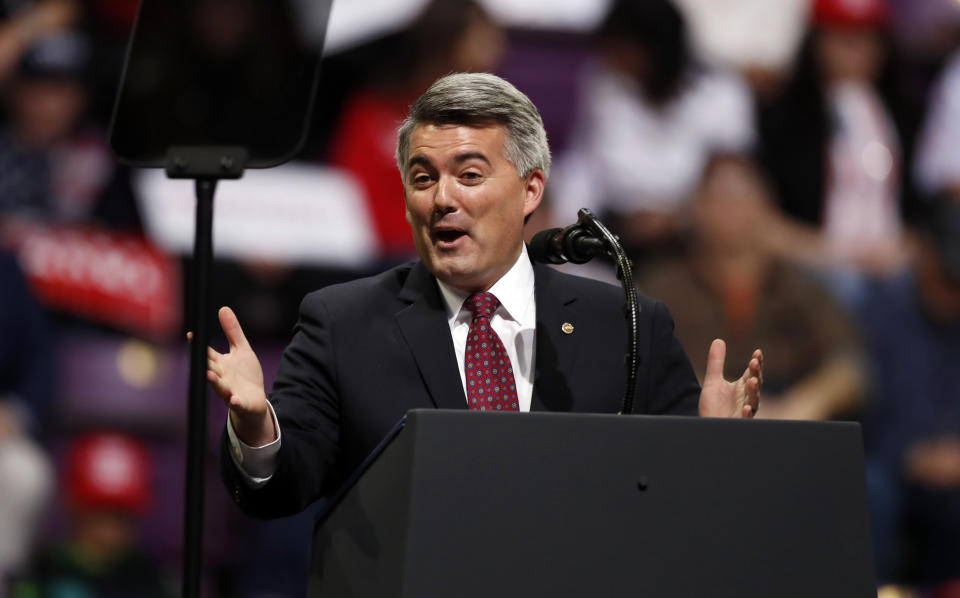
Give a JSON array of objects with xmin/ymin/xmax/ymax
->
[
  {"xmin": 460, "ymin": 171, "xmax": 483, "ymax": 184},
  {"xmin": 410, "ymin": 173, "xmax": 434, "ymax": 188}
]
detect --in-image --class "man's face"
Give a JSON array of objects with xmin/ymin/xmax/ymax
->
[
  {"xmin": 403, "ymin": 123, "xmax": 543, "ymax": 291},
  {"xmin": 9, "ymin": 79, "xmax": 87, "ymax": 148}
]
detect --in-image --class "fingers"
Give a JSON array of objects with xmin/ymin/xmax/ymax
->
[
  {"xmin": 752, "ymin": 349, "xmax": 764, "ymax": 386},
  {"xmin": 206, "ymin": 369, "xmax": 231, "ymax": 401},
  {"xmin": 743, "ymin": 357, "xmax": 760, "ymax": 384},
  {"xmin": 743, "ymin": 375, "xmax": 760, "ymax": 418},
  {"xmin": 749, "ymin": 349, "xmax": 763, "ymax": 416},
  {"xmin": 218, "ymin": 306, "xmax": 249, "ymax": 351},
  {"xmin": 736, "ymin": 349, "xmax": 763, "ymax": 419},
  {"xmin": 741, "ymin": 350, "xmax": 761, "ymax": 380},
  {"xmin": 207, "ymin": 345, "xmax": 223, "ymax": 374},
  {"xmin": 703, "ymin": 339, "xmax": 727, "ymax": 385},
  {"xmin": 206, "ymin": 346, "xmax": 242, "ymax": 411},
  {"xmin": 207, "ymin": 370, "xmax": 247, "ymax": 410}
]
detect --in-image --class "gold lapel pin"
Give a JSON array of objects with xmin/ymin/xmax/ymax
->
[{"xmin": 561, "ymin": 322, "xmax": 574, "ymax": 335}]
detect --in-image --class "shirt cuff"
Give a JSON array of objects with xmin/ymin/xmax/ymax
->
[{"xmin": 226, "ymin": 401, "xmax": 281, "ymax": 488}]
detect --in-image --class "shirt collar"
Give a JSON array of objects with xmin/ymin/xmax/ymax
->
[{"xmin": 436, "ymin": 244, "xmax": 535, "ymax": 324}]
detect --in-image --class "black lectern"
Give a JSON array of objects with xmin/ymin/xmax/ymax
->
[{"xmin": 308, "ymin": 410, "xmax": 876, "ymax": 597}]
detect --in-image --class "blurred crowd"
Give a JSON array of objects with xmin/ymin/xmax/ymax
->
[{"xmin": 0, "ymin": 0, "xmax": 958, "ymax": 596}]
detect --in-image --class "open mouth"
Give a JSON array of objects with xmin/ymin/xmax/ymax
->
[{"xmin": 434, "ymin": 230, "xmax": 467, "ymax": 244}]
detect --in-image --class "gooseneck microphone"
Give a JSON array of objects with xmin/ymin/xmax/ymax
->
[
  {"xmin": 528, "ymin": 225, "xmax": 606, "ymax": 264},
  {"xmin": 530, "ymin": 209, "xmax": 642, "ymax": 415}
]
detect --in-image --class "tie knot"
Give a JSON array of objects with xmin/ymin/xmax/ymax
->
[{"xmin": 465, "ymin": 292, "xmax": 500, "ymax": 319}]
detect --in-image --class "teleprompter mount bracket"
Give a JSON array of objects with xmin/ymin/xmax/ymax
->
[{"xmin": 165, "ymin": 146, "xmax": 249, "ymax": 180}]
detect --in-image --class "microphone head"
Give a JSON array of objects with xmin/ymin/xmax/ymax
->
[
  {"xmin": 562, "ymin": 226, "xmax": 602, "ymax": 264},
  {"xmin": 528, "ymin": 228, "xmax": 567, "ymax": 264}
]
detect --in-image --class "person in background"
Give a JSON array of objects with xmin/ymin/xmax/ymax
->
[
  {"xmin": 9, "ymin": 432, "xmax": 172, "ymax": 598},
  {"xmin": 756, "ymin": 0, "xmax": 919, "ymax": 307},
  {"xmin": 641, "ymin": 154, "xmax": 866, "ymax": 421},
  {"xmin": 550, "ymin": 0, "xmax": 754, "ymax": 258},
  {"xmin": 0, "ymin": 0, "xmax": 76, "ymax": 82},
  {"xmin": 328, "ymin": 0, "xmax": 507, "ymax": 263},
  {"xmin": 860, "ymin": 198, "xmax": 960, "ymax": 591},
  {"xmin": 671, "ymin": 0, "xmax": 810, "ymax": 102},
  {"xmin": 0, "ymin": 249, "xmax": 55, "ymax": 588},
  {"xmin": 0, "ymin": 30, "xmax": 140, "ymax": 231},
  {"xmin": 916, "ymin": 47, "xmax": 960, "ymax": 203}
]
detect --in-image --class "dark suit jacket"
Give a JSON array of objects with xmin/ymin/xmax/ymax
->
[{"xmin": 222, "ymin": 259, "xmax": 701, "ymax": 518}]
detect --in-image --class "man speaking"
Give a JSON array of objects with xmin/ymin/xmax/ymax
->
[{"xmin": 206, "ymin": 73, "xmax": 763, "ymax": 518}]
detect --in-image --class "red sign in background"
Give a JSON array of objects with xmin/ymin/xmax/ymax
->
[{"xmin": 5, "ymin": 221, "xmax": 181, "ymax": 338}]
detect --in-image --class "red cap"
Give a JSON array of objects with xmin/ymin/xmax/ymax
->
[
  {"xmin": 813, "ymin": 0, "xmax": 890, "ymax": 28},
  {"xmin": 65, "ymin": 432, "xmax": 153, "ymax": 515}
]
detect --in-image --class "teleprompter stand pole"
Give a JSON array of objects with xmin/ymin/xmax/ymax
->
[
  {"xmin": 184, "ymin": 177, "xmax": 215, "ymax": 598},
  {"xmin": 167, "ymin": 146, "xmax": 247, "ymax": 598}
]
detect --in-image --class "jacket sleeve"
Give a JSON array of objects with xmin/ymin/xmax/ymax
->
[
  {"xmin": 221, "ymin": 291, "xmax": 342, "ymax": 519},
  {"xmin": 638, "ymin": 299, "xmax": 701, "ymax": 416}
]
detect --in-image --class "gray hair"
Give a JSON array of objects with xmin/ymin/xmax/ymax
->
[{"xmin": 395, "ymin": 73, "xmax": 551, "ymax": 181}]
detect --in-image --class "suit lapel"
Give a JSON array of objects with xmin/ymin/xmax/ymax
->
[
  {"xmin": 395, "ymin": 262, "xmax": 468, "ymax": 410},
  {"xmin": 530, "ymin": 264, "xmax": 581, "ymax": 412}
]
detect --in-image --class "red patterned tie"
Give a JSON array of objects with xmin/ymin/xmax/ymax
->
[{"xmin": 464, "ymin": 292, "xmax": 519, "ymax": 411}]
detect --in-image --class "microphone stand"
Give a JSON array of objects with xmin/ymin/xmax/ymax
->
[
  {"xmin": 166, "ymin": 145, "xmax": 247, "ymax": 598},
  {"xmin": 563, "ymin": 209, "xmax": 642, "ymax": 415}
]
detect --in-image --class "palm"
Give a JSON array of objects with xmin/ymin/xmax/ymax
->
[
  {"xmin": 701, "ymin": 375, "xmax": 741, "ymax": 417},
  {"xmin": 698, "ymin": 339, "xmax": 762, "ymax": 418},
  {"xmin": 216, "ymin": 345, "xmax": 265, "ymax": 412},
  {"xmin": 207, "ymin": 307, "xmax": 268, "ymax": 418}
]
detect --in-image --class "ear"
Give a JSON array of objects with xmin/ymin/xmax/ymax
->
[
  {"xmin": 403, "ymin": 188, "xmax": 414, "ymax": 227},
  {"xmin": 522, "ymin": 169, "xmax": 545, "ymax": 220}
]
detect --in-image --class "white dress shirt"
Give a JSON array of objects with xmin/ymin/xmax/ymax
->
[
  {"xmin": 227, "ymin": 246, "xmax": 537, "ymax": 485},
  {"xmin": 435, "ymin": 244, "xmax": 537, "ymax": 413}
]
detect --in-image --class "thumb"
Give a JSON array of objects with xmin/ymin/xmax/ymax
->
[
  {"xmin": 703, "ymin": 338, "xmax": 727, "ymax": 385},
  {"xmin": 219, "ymin": 306, "xmax": 249, "ymax": 351}
]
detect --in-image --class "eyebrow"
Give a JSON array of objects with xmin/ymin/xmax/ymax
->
[
  {"xmin": 452, "ymin": 152, "xmax": 492, "ymax": 166},
  {"xmin": 406, "ymin": 151, "xmax": 492, "ymax": 172},
  {"xmin": 407, "ymin": 155, "xmax": 434, "ymax": 172}
]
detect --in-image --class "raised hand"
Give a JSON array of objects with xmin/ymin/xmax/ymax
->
[
  {"xmin": 206, "ymin": 306, "xmax": 275, "ymax": 446},
  {"xmin": 698, "ymin": 339, "xmax": 762, "ymax": 418},
  {"xmin": 29, "ymin": 0, "xmax": 78, "ymax": 33}
]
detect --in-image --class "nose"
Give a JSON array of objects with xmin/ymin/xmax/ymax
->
[{"xmin": 433, "ymin": 174, "xmax": 458, "ymax": 214}]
